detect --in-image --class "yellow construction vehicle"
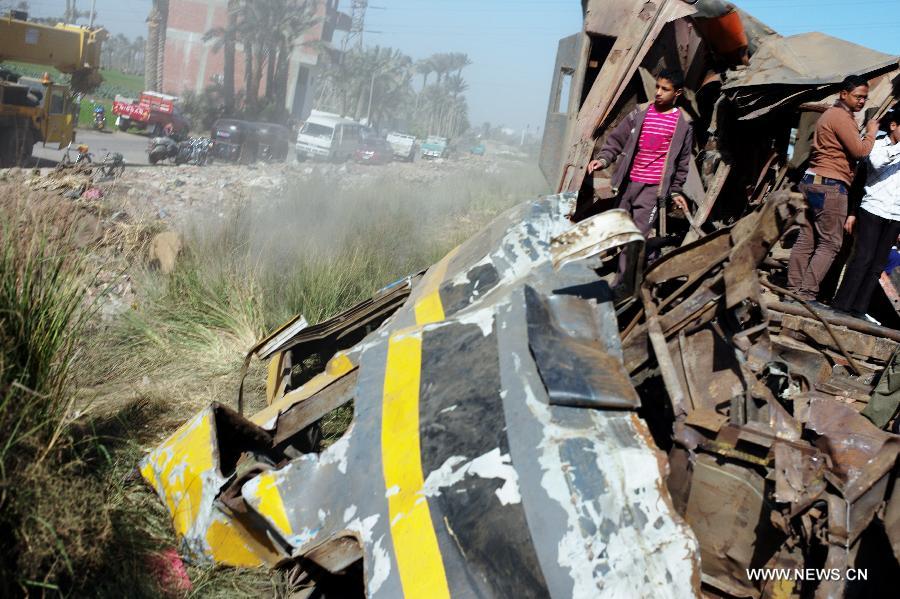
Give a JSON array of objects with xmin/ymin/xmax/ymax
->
[{"xmin": 0, "ymin": 11, "xmax": 106, "ymax": 167}]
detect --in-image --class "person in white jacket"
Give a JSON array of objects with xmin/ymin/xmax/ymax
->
[{"xmin": 832, "ymin": 109, "xmax": 900, "ymax": 317}]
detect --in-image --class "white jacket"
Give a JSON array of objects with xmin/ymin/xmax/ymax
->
[{"xmin": 860, "ymin": 136, "xmax": 900, "ymax": 221}]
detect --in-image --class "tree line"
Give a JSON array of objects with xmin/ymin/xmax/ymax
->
[
  {"xmin": 317, "ymin": 50, "xmax": 473, "ymax": 138},
  {"xmin": 198, "ymin": 1, "xmax": 473, "ymax": 137},
  {"xmin": 203, "ymin": 0, "xmax": 319, "ymax": 120}
]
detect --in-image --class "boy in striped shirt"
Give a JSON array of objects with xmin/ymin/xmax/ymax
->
[{"xmin": 588, "ymin": 69, "xmax": 694, "ymax": 252}]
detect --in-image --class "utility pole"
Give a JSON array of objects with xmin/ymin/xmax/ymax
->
[
  {"xmin": 89, "ymin": 0, "xmax": 96, "ymax": 27},
  {"xmin": 342, "ymin": 0, "xmax": 367, "ymax": 52},
  {"xmin": 365, "ymin": 68, "xmax": 377, "ymax": 125}
]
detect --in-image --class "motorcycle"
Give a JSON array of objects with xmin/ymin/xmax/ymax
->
[
  {"xmin": 148, "ymin": 136, "xmax": 177, "ymax": 165},
  {"xmin": 92, "ymin": 105, "xmax": 106, "ymax": 131},
  {"xmin": 188, "ymin": 137, "xmax": 212, "ymax": 165},
  {"xmin": 148, "ymin": 136, "xmax": 197, "ymax": 166}
]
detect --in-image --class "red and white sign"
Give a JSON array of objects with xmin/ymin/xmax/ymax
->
[{"xmin": 113, "ymin": 100, "xmax": 151, "ymax": 122}]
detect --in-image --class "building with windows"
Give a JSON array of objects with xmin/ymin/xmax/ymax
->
[{"xmin": 145, "ymin": 0, "xmax": 349, "ymax": 119}]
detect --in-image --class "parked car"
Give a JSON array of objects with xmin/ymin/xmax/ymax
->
[
  {"xmin": 386, "ymin": 131, "xmax": 417, "ymax": 162},
  {"xmin": 354, "ymin": 136, "xmax": 393, "ymax": 165},
  {"xmin": 210, "ymin": 119, "xmax": 257, "ymax": 163},
  {"xmin": 295, "ymin": 110, "xmax": 364, "ymax": 162},
  {"xmin": 251, "ymin": 122, "xmax": 290, "ymax": 162},
  {"xmin": 470, "ymin": 143, "xmax": 486, "ymax": 156},
  {"xmin": 421, "ymin": 135, "xmax": 449, "ymax": 159}
]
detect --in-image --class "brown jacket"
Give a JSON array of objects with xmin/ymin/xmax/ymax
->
[
  {"xmin": 810, "ymin": 103, "xmax": 876, "ymax": 185},
  {"xmin": 594, "ymin": 103, "xmax": 694, "ymax": 199}
]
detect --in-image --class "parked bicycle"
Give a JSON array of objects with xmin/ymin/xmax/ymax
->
[{"xmin": 59, "ymin": 142, "xmax": 93, "ymax": 166}]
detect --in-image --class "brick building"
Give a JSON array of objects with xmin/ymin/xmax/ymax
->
[{"xmin": 145, "ymin": 0, "xmax": 347, "ymax": 119}]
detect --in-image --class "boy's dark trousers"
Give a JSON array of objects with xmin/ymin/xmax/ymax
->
[
  {"xmin": 615, "ymin": 181, "xmax": 660, "ymax": 286},
  {"xmin": 832, "ymin": 207, "xmax": 900, "ymax": 314}
]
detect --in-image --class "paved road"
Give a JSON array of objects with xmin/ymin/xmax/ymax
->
[{"xmin": 30, "ymin": 128, "xmax": 151, "ymax": 166}]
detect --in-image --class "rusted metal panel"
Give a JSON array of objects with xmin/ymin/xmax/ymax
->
[
  {"xmin": 540, "ymin": 33, "xmax": 588, "ymax": 187},
  {"xmin": 723, "ymin": 32, "xmax": 898, "ymax": 89}
]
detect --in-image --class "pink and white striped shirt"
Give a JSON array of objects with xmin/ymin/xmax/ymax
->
[{"xmin": 629, "ymin": 104, "xmax": 680, "ymax": 185}]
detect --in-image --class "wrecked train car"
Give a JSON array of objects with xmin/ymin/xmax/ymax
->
[
  {"xmin": 541, "ymin": 0, "xmax": 899, "ymax": 236},
  {"xmin": 141, "ymin": 1, "xmax": 900, "ymax": 597},
  {"xmin": 141, "ymin": 193, "xmax": 900, "ymax": 598}
]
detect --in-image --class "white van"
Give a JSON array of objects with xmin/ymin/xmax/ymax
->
[{"xmin": 295, "ymin": 110, "xmax": 364, "ymax": 162}]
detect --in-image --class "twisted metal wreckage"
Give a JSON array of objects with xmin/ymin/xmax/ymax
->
[{"xmin": 141, "ymin": 1, "xmax": 900, "ymax": 597}]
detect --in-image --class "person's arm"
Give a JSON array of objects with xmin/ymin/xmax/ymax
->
[
  {"xmin": 590, "ymin": 108, "xmax": 639, "ymax": 170},
  {"xmin": 868, "ymin": 139, "xmax": 900, "ymax": 172},
  {"xmin": 669, "ymin": 123, "xmax": 694, "ymax": 197},
  {"xmin": 833, "ymin": 113, "xmax": 877, "ymax": 159}
]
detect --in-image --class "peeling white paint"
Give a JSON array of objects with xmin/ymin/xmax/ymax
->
[
  {"xmin": 520, "ymin": 375, "xmax": 698, "ymax": 598},
  {"xmin": 439, "ymin": 404, "xmax": 458, "ymax": 414},
  {"xmin": 343, "ymin": 505, "xmax": 357, "ymax": 523},
  {"xmin": 345, "ymin": 514, "xmax": 380, "ymax": 544},
  {"xmin": 385, "ymin": 485, "xmax": 400, "ymax": 498},
  {"xmin": 448, "ymin": 255, "xmax": 494, "ymax": 286},
  {"xmin": 368, "ymin": 535, "xmax": 391, "ymax": 594},
  {"xmin": 422, "ymin": 448, "xmax": 521, "ymax": 505},
  {"xmin": 455, "ymin": 304, "xmax": 498, "ymax": 337},
  {"xmin": 319, "ymin": 425, "xmax": 353, "ymax": 474}
]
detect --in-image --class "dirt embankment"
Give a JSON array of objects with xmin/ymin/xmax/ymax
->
[{"xmin": 2, "ymin": 154, "xmax": 532, "ymax": 322}]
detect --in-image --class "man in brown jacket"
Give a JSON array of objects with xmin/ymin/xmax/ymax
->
[{"xmin": 787, "ymin": 75, "xmax": 880, "ymax": 303}]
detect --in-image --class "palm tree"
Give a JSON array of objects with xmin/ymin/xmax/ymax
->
[
  {"xmin": 269, "ymin": 0, "xmax": 319, "ymax": 111},
  {"xmin": 449, "ymin": 52, "xmax": 472, "ymax": 77},
  {"xmin": 445, "ymin": 73, "xmax": 468, "ymax": 98},
  {"xmin": 430, "ymin": 53, "xmax": 452, "ymax": 85},
  {"xmin": 415, "ymin": 59, "xmax": 433, "ymax": 91},
  {"xmin": 216, "ymin": 0, "xmax": 320, "ymax": 116},
  {"xmin": 203, "ymin": 0, "xmax": 239, "ymax": 113}
]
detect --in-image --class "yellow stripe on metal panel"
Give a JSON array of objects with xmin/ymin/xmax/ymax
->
[
  {"xmin": 205, "ymin": 518, "xmax": 265, "ymax": 568},
  {"xmin": 265, "ymin": 352, "xmax": 286, "ymax": 405},
  {"xmin": 252, "ymin": 471, "xmax": 293, "ymax": 540},
  {"xmin": 382, "ymin": 332, "xmax": 451, "ymax": 599},
  {"xmin": 414, "ymin": 291, "xmax": 445, "ymax": 325},
  {"xmin": 140, "ymin": 410, "xmax": 214, "ymax": 537},
  {"xmin": 412, "ymin": 245, "xmax": 458, "ymax": 326}
]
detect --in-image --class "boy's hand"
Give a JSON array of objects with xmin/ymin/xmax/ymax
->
[
  {"xmin": 587, "ymin": 159, "xmax": 607, "ymax": 174},
  {"xmin": 672, "ymin": 193, "xmax": 690, "ymax": 214},
  {"xmin": 844, "ymin": 215, "xmax": 856, "ymax": 234}
]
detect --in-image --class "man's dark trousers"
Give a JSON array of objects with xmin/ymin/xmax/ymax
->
[
  {"xmin": 788, "ymin": 174, "xmax": 849, "ymax": 300},
  {"xmin": 832, "ymin": 207, "xmax": 900, "ymax": 314}
]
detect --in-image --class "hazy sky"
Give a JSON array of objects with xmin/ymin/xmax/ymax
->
[{"xmin": 12, "ymin": 0, "xmax": 900, "ymax": 131}]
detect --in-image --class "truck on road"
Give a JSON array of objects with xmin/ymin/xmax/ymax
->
[
  {"xmin": 386, "ymin": 131, "xmax": 417, "ymax": 161},
  {"xmin": 420, "ymin": 135, "xmax": 449, "ymax": 160},
  {"xmin": 113, "ymin": 91, "xmax": 189, "ymax": 138}
]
